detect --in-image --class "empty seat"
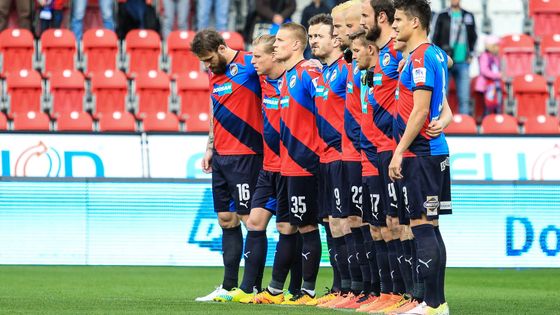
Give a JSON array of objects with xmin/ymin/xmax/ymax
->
[
  {"xmin": 143, "ymin": 112, "xmax": 180, "ymax": 132},
  {"xmin": 125, "ymin": 30, "xmax": 161, "ymax": 77},
  {"xmin": 481, "ymin": 114, "xmax": 519, "ymax": 134},
  {"xmin": 524, "ymin": 115, "xmax": 559, "ymax": 134},
  {"xmin": 447, "ymin": 78, "xmax": 459, "ymax": 114},
  {"xmin": 0, "ymin": 112, "xmax": 6, "ymax": 130},
  {"xmin": 220, "ymin": 31, "xmax": 245, "ymax": 51},
  {"xmin": 176, "ymin": 71, "xmax": 211, "ymax": 132},
  {"xmin": 12, "ymin": 111, "xmax": 51, "ymax": 131},
  {"xmin": 90, "ymin": 70, "xmax": 128, "ymax": 119},
  {"xmin": 56, "ymin": 111, "xmax": 93, "ymax": 131},
  {"xmin": 0, "ymin": 28, "xmax": 34, "ymax": 76},
  {"xmin": 134, "ymin": 70, "xmax": 170, "ymax": 119},
  {"xmin": 82, "ymin": 29, "xmax": 119, "ymax": 76},
  {"xmin": 488, "ymin": 0, "xmax": 524, "ymax": 36},
  {"xmin": 49, "ymin": 69, "xmax": 85, "ymax": 118},
  {"xmin": 4, "ymin": 69, "xmax": 43, "ymax": 118},
  {"xmin": 511, "ymin": 74, "xmax": 549, "ymax": 122},
  {"xmin": 98, "ymin": 111, "xmax": 136, "ymax": 132},
  {"xmin": 166, "ymin": 30, "xmax": 200, "ymax": 76},
  {"xmin": 529, "ymin": 0, "xmax": 560, "ymax": 38},
  {"xmin": 540, "ymin": 34, "xmax": 560, "ymax": 79},
  {"xmin": 470, "ymin": 77, "xmax": 487, "ymax": 123},
  {"xmin": 40, "ymin": 29, "xmax": 77, "ymax": 76},
  {"xmin": 445, "ymin": 114, "xmax": 478, "ymax": 134},
  {"xmin": 500, "ymin": 34, "xmax": 535, "ymax": 78}
]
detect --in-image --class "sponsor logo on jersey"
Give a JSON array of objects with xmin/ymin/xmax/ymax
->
[
  {"xmin": 212, "ymin": 82, "xmax": 233, "ymax": 96},
  {"xmin": 263, "ymin": 97, "xmax": 279, "ymax": 109},
  {"xmin": 373, "ymin": 73, "xmax": 383, "ymax": 86},
  {"xmin": 413, "ymin": 67, "xmax": 427, "ymax": 84},
  {"xmin": 280, "ymin": 96, "xmax": 290, "ymax": 108},
  {"xmin": 424, "ymin": 195, "xmax": 439, "ymax": 216}
]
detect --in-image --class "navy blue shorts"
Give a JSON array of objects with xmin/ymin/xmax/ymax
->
[
  {"xmin": 286, "ymin": 175, "xmax": 319, "ymax": 226},
  {"xmin": 362, "ymin": 175, "xmax": 385, "ymax": 226},
  {"xmin": 401, "ymin": 155, "xmax": 452, "ymax": 221},
  {"xmin": 378, "ymin": 151, "xmax": 400, "ymax": 218},
  {"xmin": 251, "ymin": 170, "xmax": 289, "ymax": 223},
  {"xmin": 212, "ymin": 153, "xmax": 262, "ymax": 215},
  {"xmin": 342, "ymin": 161, "xmax": 364, "ymax": 218},
  {"xmin": 318, "ymin": 161, "xmax": 345, "ymax": 219}
]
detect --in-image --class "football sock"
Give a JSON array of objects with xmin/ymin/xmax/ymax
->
[
  {"xmin": 434, "ymin": 226, "xmax": 447, "ymax": 305},
  {"xmin": 362, "ymin": 226, "xmax": 380, "ymax": 296},
  {"xmin": 411, "ymin": 224, "xmax": 441, "ymax": 308},
  {"xmin": 374, "ymin": 240, "xmax": 392, "ymax": 294},
  {"xmin": 387, "ymin": 239, "xmax": 406, "ymax": 294},
  {"xmin": 288, "ymin": 232, "xmax": 303, "ymax": 295},
  {"xmin": 222, "ymin": 225, "xmax": 243, "ymax": 291},
  {"xmin": 402, "ymin": 239, "xmax": 415, "ymax": 295},
  {"xmin": 301, "ymin": 229, "xmax": 322, "ymax": 292},
  {"xmin": 269, "ymin": 233, "xmax": 298, "ymax": 291},
  {"xmin": 411, "ymin": 238, "xmax": 424, "ymax": 302},
  {"xmin": 239, "ymin": 230, "xmax": 267, "ymax": 293},
  {"xmin": 352, "ymin": 227, "xmax": 371, "ymax": 294},
  {"xmin": 333, "ymin": 236, "xmax": 351, "ymax": 293},
  {"xmin": 323, "ymin": 222, "xmax": 341, "ymax": 292},
  {"xmin": 345, "ymin": 232, "xmax": 364, "ymax": 294}
]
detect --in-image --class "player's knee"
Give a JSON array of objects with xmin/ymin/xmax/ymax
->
[
  {"xmin": 380, "ymin": 226, "xmax": 392, "ymax": 242},
  {"xmin": 298, "ymin": 224, "xmax": 317, "ymax": 234},
  {"xmin": 400, "ymin": 225, "xmax": 414, "ymax": 241},
  {"xmin": 370, "ymin": 225, "xmax": 382, "ymax": 241},
  {"xmin": 347, "ymin": 215, "xmax": 362, "ymax": 228},
  {"xmin": 218, "ymin": 212, "xmax": 239, "ymax": 229},
  {"xmin": 246, "ymin": 217, "xmax": 266, "ymax": 231},
  {"xmin": 387, "ymin": 217, "xmax": 402, "ymax": 239},
  {"xmin": 276, "ymin": 222, "xmax": 297, "ymax": 234}
]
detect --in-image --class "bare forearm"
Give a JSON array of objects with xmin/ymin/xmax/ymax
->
[
  {"xmin": 439, "ymin": 97, "xmax": 453, "ymax": 128},
  {"xmin": 207, "ymin": 117, "xmax": 214, "ymax": 150}
]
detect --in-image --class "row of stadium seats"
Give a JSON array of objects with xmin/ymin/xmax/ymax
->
[
  {"xmin": 447, "ymin": 113, "xmax": 560, "ymax": 135},
  {"xmin": 500, "ymin": 33, "xmax": 560, "ymax": 79},
  {"xmin": 0, "ymin": 28, "xmax": 244, "ymax": 78}
]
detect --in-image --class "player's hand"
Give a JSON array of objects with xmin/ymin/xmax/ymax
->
[
  {"xmin": 426, "ymin": 120, "xmax": 444, "ymax": 138},
  {"xmin": 201, "ymin": 149, "xmax": 213, "ymax": 174},
  {"xmin": 389, "ymin": 151, "xmax": 403, "ymax": 181},
  {"xmin": 397, "ymin": 59, "xmax": 406, "ymax": 73},
  {"xmin": 302, "ymin": 58, "xmax": 323, "ymax": 69}
]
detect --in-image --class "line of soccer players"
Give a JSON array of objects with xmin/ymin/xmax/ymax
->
[{"xmin": 193, "ymin": 0, "xmax": 453, "ymax": 314}]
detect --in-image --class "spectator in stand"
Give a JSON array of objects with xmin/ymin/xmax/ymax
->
[
  {"xmin": 38, "ymin": 0, "xmax": 66, "ymax": 35},
  {"xmin": 432, "ymin": 0, "xmax": 478, "ymax": 115},
  {"xmin": 475, "ymin": 35, "xmax": 502, "ymax": 116},
  {"xmin": 197, "ymin": 0, "xmax": 230, "ymax": 31},
  {"xmin": 162, "ymin": 0, "xmax": 190, "ymax": 39},
  {"xmin": 0, "ymin": 0, "xmax": 32, "ymax": 31},
  {"xmin": 300, "ymin": 0, "xmax": 330, "ymax": 31},
  {"xmin": 249, "ymin": 0, "xmax": 295, "ymax": 40},
  {"xmin": 71, "ymin": 0, "xmax": 115, "ymax": 40}
]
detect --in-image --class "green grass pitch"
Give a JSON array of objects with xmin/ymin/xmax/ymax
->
[{"xmin": 0, "ymin": 266, "xmax": 557, "ymax": 314}]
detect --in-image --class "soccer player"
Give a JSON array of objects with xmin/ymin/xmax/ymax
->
[
  {"xmin": 267, "ymin": 22, "xmax": 323, "ymax": 305},
  {"xmin": 390, "ymin": 0, "xmax": 453, "ymax": 314},
  {"xmin": 214, "ymin": 34, "xmax": 303, "ymax": 303},
  {"xmin": 191, "ymin": 29, "xmax": 264, "ymax": 302}
]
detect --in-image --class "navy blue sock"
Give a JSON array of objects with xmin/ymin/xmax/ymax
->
[
  {"xmin": 269, "ymin": 233, "xmax": 297, "ymax": 291},
  {"xmin": 222, "ymin": 225, "xmax": 243, "ymax": 290},
  {"xmin": 411, "ymin": 224, "xmax": 441, "ymax": 308},
  {"xmin": 434, "ymin": 226, "xmax": 447, "ymax": 305},
  {"xmin": 352, "ymin": 227, "xmax": 370, "ymax": 294},
  {"xmin": 411, "ymin": 238, "xmax": 424, "ymax": 301},
  {"xmin": 362, "ymin": 226, "xmax": 380, "ymax": 295},
  {"xmin": 333, "ymin": 236, "xmax": 351, "ymax": 292},
  {"xmin": 396, "ymin": 240, "xmax": 413, "ymax": 294},
  {"xmin": 402, "ymin": 239, "xmax": 414, "ymax": 295},
  {"xmin": 288, "ymin": 232, "xmax": 303, "ymax": 295},
  {"xmin": 387, "ymin": 240, "xmax": 406, "ymax": 294},
  {"xmin": 301, "ymin": 229, "xmax": 321, "ymax": 292},
  {"xmin": 323, "ymin": 222, "xmax": 341, "ymax": 292},
  {"xmin": 374, "ymin": 240, "xmax": 391, "ymax": 294},
  {"xmin": 240, "ymin": 230, "xmax": 267, "ymax": 293},
  {"xmin": 344, "ymin": 232, "xmax": 363, "ymax": 294}
]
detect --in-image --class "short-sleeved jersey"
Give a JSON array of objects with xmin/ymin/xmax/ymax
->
[
  {"xmin": 360, "ymin": 84, "xmax": 379, "ymax": 176},
  {"xmin": 261, "ymin": 74, "xmax": 283, "ymax": 172},
  {"xmin": 372, "ymin": 40, "xmax": 402, "ymax": 153},
  {"xmin": 315, "ymin": 56, "xmax": 348, "ymax": 163},
  {"xmin": 395, "ymin": 43, "xmax": 449, "ymax": 157},
  {"xmin": 279, "ymin": 60, "xmax": 322, "ymax": 176},
  {"xmin": 210, "ymin": 51, "xmax": 263, "ymax": 155},
  {"xmin": 342, "ymin": 60, "xmax": 363, "ymax": 162}
]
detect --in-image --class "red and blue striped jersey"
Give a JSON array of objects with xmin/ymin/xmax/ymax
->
[
  {"xmin": 261, "ymin": 74, "xmax": 283, "ymax": 172},
  {"xmin": 210, "ymin": 51, "xmax": 263, "ymax": 155},
  {"xmin": 279, "ymin": 60, "xmax": 322, "ymax": 176},
  {"xmin": 361, "ymin": 85, "xmax": 379, "ymax": 176},
  {"xmin": 315, "ymin": 56, "xmax": 348, "ymax": 163},
  {"xmin": 342, "ymin": 60, "xmax": 363, "ymax": 162},
  {"xmin": 395, "ymin": 43, "xmax": 449, "ymax": 157},
  {"xmin": 372, "ymin": 40, "xmax": 402, "ymax": 153}
]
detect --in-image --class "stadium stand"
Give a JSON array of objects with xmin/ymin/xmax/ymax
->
[
  {"xmin": 124, "ymin": 30, "xmax": 162, "ymax": 77},
  {"xmin": 529, "ymin": 0, "xmax": 560, "ymax": 38},
  {"xmin": 40, "ymin": 29, "xmax": 77, "ymax": 77},
  {"xmin": 98, "ymin": 111, "xmax": 136, "ymax": 132},
  {"xmin": 89, "ymin": 69, "xmax": 128, "ymax": 119},
  {"xmin": 56, "ymin": 111, "xmax": 94, "ymax": 132},
  {"xmin": 142, "ymin": 111, "xmax": 180, "ymax": 132},
  {"xmin": 133, "ymin": 69, "xmax": 171, "ymax": 120},
  {"xmin": 81, "ymin": 29, "xmax": 119, "ymax": 77},
  {"xmin": 540, "ymin": 34, "xmax": 560, "ymax": 79},
  {"xmin": 166, "ymin": 30, "xmax": 200, "ymax": 76},
  {"xmin": 220, "ymin": 31, "xmax": 245, "ymax": 51},
  {"xmin": 0, "ymin": 112, "xmax": 6, "ymax": 130},
  {"xmin": 48, "ymin": 69, "xmax": 85, "ymax": 119},
  {"xmin": 524, "ymin": 114, "xmax": 560, "ymax": 134},
  {"xmin": 481, "ymin": 114, "xmax": 520, "ymax": 134},
  {"xmin": 4, "ymin": 69, "xmax": 43, "ymax": 118},
  {"xmin": 444, "ymin": 114, "xmax": 478, "ymax": 134},
  {"xmin": 12, "ymin": 111, "xmax": 51, "ymax": 131},
  {"xmin": 500, "ymin": 34, "xmax": 535, "ymax": 78},
  {"xmin": 487, "ymin": 0, "xmax": 525, "ymax": 37},
  {"xmin": 175, "ymin": 70, "xmax": 210, "ymax": 132},
  {"xmin": 0, "ymin": 28, "xmax": 34, "ymax": 77},
  {"xmin": 511, "ymin": 73, "xmax": 549, "ymax": 122}
]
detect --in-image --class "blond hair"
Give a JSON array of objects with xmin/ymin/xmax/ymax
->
[
  {"xmin": 252, "ymin": 34, "xmax": 276, "ymax": 54},
  {"xmin": 332, "ymin": 0, "xmax": 361, "ymax": 15}
]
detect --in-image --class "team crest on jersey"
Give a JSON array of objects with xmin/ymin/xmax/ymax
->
[
  {"xmin": 383, "ymin": 53, "xmax": 391, "ymax": 66},
  {"xmin": 289, "ymin": 75, "xmax": 296, "ymax": 88},
  {"xmin": 278, "ymin": 78, "xmax": 283, "ymax": 90},
  {"xmin": 229, "ymin": 64, "xmax": 238, "ymax": 76},
  {"xmin": 330, "ymin": 69, "xmax": 338, "ymax": 82}
]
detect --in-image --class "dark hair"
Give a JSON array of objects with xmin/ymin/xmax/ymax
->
[
  {"xmin": 308, "ymin": 13, "xmax": 334, "ymax": 36},
  {"xmin": 349, "ymin": 29, "xmax": 369, "ymax": 47},
  {"xmin": 393, "ymin": 0, "xmax": 432, "ymax": 32},
  {"xmin": 191, "ymin": 29, "xmax": 226, "ymax": 56},
  {"xmin": 370, "ymin": 0, "xmax": 396, "ymax": 24},
  {"xmin": 279, "ymin": 22, "xmax": 308, "ymax": 48}
]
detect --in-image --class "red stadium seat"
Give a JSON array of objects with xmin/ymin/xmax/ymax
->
[
  {"xmin": 12, "ymin": 111, "xmax": 51, "ymax": 131},
  {"xmin": 125, "ymin": 30, "xmax": 161, "ymax": 77},
  {"xmin": 176, "ymin": 71, "xmax": 211, "ymax": 132},
  {"xmin": 447, "ymin": 78, "xmax": 458, "ymax": 114},
  {"xmin": 82, "ymin": 29, "xmax": 119, "ymax": 76},
  {"xmin": 0, "ymin": 28, "xmax": 34, "ymax": 76},
  {"xmin": 529, "ymin": 0, "xmax": 560, "ymax": 38},
  {"xmin": 90, "ymin": 70, "xmax": 128, "ymax": 119},
  {"xmin": 499, "ymin": 34, "xmax": 535, "ymax": 78},
  {"xmin": 481, "ymin": 114, "xmax": 519, "ymax": 134},
  {"xmin": 470, "ymin": 77, "xmax": 486, "ymax": 123},
  {"xmin": 98, "ymin": 111, "xmax": 136, "ymax": 132},
  {"xmin": 49, "ymin": 69, "xmax": 85, "ymax": 118},
  {"xmin": 524, "ymin": 115, "xmax": 559, "ymax": 134},
  {"xmin": 511, "ymin": 74, "xmax": 549, "ymax": 122},
  {"xmin": 166, "ymin": 30, "xmax": 200, "ymax": 76},
  {"xmin": 220, "ymin": 31, "xmax": 245, "ymax": 51},
  {"xmin": 56, "ymin": 111, "xmax": 93, "ymax": 131},
  {"xmin": 445, "ymin": 114, "xmax": 478, "ymax": 134},
  {"xmin": 142, "ymin": 112, "xmax": 180, "ymax": 132},
  {"xmin": 40, "ymin": 29, "xmax": 77, "ymax": 76},
  {"xmin": 540, "ymin": 34, "xmax": 560, "ymax": 79},
  {"xmin": 134, "ymin": 70, "xmax": 170, "ymax": 119},
  {"xmin": 5, "ymin": 69, "xmax": 43, "ymax": 118},
  {"xmin": 0, "ymin": 112, "xmax": 7, "ymax": 130}
]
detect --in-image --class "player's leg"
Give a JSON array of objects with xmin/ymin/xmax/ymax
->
[
  {"xmin": 434, "ymin": 155, "xmax": 452, "ymax": 314},
  {"xmin": 287, "ymin": 230, "xmax": 303, "ymax": 297}
]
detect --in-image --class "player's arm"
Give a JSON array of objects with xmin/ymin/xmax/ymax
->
[
  {"xmin": 202, "ymin": 99, "xmax": 214, "ymax": 173},
  {"xmin": 426, "ymin": 96, "xmax": 452, "ymax": 137}
]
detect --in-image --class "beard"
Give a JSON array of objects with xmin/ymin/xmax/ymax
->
[
  {"xmin": 210, "ymin": 54, "xmax": 228, "ymax": 74},
  {"xmin": 365, "ymin": 22, "xmax": 382, "ymax": 42}
]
